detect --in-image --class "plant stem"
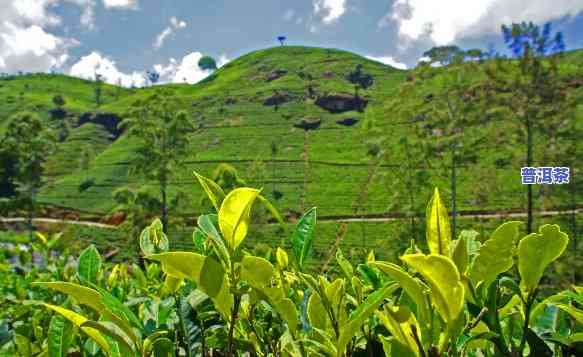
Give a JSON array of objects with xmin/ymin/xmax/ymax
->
[
  {"xmin": 226, "ymin": 294, "xmax": 241, "ymax": 356},
  {"xmin": 518, "ymin": 290, "xmax": 537, "ymax": 354}
]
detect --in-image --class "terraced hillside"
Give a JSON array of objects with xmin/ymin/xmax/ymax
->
[{"xmin": 0, "ymin": 46, "xmax": 581, "ymax": 268}]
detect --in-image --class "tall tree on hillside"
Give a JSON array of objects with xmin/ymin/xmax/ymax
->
[
  {"xmin": 0, "ymin": 112, "xmax": 56, "ymax": 240},
  {"xmin": 414, "ymin": 62, "xmax": 486, "ymax": 239},
  {"xmin": 277, "ymin": 36, "xmax": 287, "ymax": 46},
  {"xmin": 484, "ymin": 21, "xmax": 571, "ymax": 233},
  {"xmin": 345, "ymin": 64, "xmax": 373, "ymax": 111},
  {"xmin": 120, "ymin": 91, "xmax": 195, "ymax": 232},
  {"xmin": 94, "ymin": 73, "xmax": 104, "ymax": 107}
]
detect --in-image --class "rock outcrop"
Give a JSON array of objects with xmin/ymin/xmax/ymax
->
[
  {"xmin": 315, "ymin": 93, "xmax": 368, "ymax": 113},
  {"xmin": 78, "ymin": 112, "xmax": 122, "ymax": 139}
]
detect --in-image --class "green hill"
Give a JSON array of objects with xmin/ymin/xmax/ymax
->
[{"xmin": 0, "ymin": 46, "xmax": 581, "ymax": 268}]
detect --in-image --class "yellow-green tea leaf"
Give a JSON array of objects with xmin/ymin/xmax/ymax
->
[
  {"xmin": 370, "ymin": 261, "xmax": 429, "ymax": 326},
  {"xmin": 147, "ymin": 252, "xmax": 232, "ymax": 318},
  {"xmin": 401, "ymin": 254, "xmax": 464, "ymax": 324},
  {"xmin": 276, "ymin": 248, "xmax": 289, "ymax": 269},
  {"xmin": 518, "ymin": 224, "xmax": 569, "ymax": 293},
  {"xmin": 42, "ymin": 304, "xmax": 110, "ymax": 355},
  {"xmin": 426, "ymin": 188, "xmax": 451, "ymax": 256},
  {"xmin": 218, "ymin": 187, "xmax": 260, "ymax": 250},
  {"xmin": 470, "ymin": 222, "xmax": 521, "ymax": 287}
]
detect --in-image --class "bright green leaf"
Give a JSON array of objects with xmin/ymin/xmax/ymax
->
[
  {"xmin": 139, "ymin": 219, "xmax": 169, "ymax": 256},
  {"xmin": 81, "ymin": 321, "xmax": 135, "ymax": 357},
  {"xmin": 336, "ymin": 283, "xmax": 398, "ymax": 356},
  {"xmin": 518, "ymin": 224, "xmax": 569, "ymax": 293},
  {"xmin": 291, "ymin": 207, "xmax": 317, "ymax": 269},
  {"xmin": 194, "ymin": 171, "xmax": 226, "ymax": 212},
  {"xmin": 370, "ymin": 261, "xmax": 429, "ymax": 326},
  {"xmin": 147, "ymin": 252, "xmax": 232, "ymax": 319},
  {"xmin": 42, "ymin": 304, "xmax": 110, "ymax": 355},
  {"xmin": 336, "ymin": 249, "xmax": 353, "ymax": 279},
  {"xmin": 48, "ymin": 315, "xmax": 74, "ymax": 357},
  {"xmin": 470, "ymin": 222, "xmax": 521, "ymax": 288},
  {"xmin": 78, "ymin": 245, "xmax": 101, "ymax": 285}
]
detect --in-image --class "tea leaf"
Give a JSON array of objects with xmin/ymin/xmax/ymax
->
[
  {"xmin": 470, "ymin": 221, "xmax": 521, "ymax": 288},
  {"xmin": 401, "ymin": 254, "xmax": 464, "ymax": 324},
  {"xmin": 194, "ymin": 171, "xmax": 226, "ymax": 212},
  {"xmin": 291, "ymin": 207, "xmax": 317, "ymax": 269},
  {"xmin": 78, "ymin": 245, "xmax": 101, "ymax": 285},
  {"xmin": 518, "ymin": 224, "xmax": 569, "ymax": 293},
  {"xmin": 42, "ymin": 304, "xmax": 110, "ymax": 355},
  {"xmin": 218, "ymin": 187, "xmax": 260, "ymax": 250},
  {"xmin": 426, "ymin": 188, "xmax": 451, "ymax": 256},
  {"xmin": 147, "ymin": 252, "xmax": 232, "ymax": 319}
]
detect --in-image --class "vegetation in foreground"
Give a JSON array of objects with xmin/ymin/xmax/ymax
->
[{"xmin": 1, "ymin": 171, "xmax": 582, "ymax": 356}]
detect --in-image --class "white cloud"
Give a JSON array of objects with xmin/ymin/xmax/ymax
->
[
  {"xmin": 153, "ymin": 16, "xmax": 187, "ymax": 50},
  {"xmin": 313, "ymin": 0, "xmax": 346, "ymax": 24},
  {"xmin": 69, "ymin": 51, "xmax": 229, "ymax": 87},
  {"xmin": 154, "ymin": 52, "xmax": 229, "ymax": 84},
  {"xmin": 0, "ymin": 23, "xmax": 77, "ymax": 73},
  {"xmin": 365, "ymin": 55, "xmax": 408, "ymax": 70},
  {"xmin": 283, "ymin": 9, "xmax": 295, "ymax": 21},
  {"xmin": 10, "ymin": 0, "xmax": 61, "ymax": 26},
  {"xmin": 102, "ymin": 0, "xmax": 138, "ymax": 9},
  {"xmin": 390, "ymin": 0, "xmax": 583, "ymax": 45},
  {"xmin": 70, "ymin": 51, "xmax": 146, "ymax": 87},
  {"xmin": 80, "ymin": 0, "xmax": 96, "ymax": 29},
  {"xmin": 0, "ymin": 1, "xmax": 85, "ymax": 73}
]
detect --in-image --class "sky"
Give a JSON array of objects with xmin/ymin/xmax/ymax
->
[{"xmin": 1, "ymin": 0, "xmax": 583, "ymax": 87}]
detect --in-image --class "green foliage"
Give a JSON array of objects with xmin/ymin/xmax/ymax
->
[
  {"xmin": 198, "ymin": 56, "xmax": 218, "ymax": 71},
  {"xmin": 0, "ymin": 176, "xmax": 578, "ymax": 356},
  {"xmin": 78, "ymin": 244, "xmax": 102, "ymax": 285},
  {"xmin": 291, "ymin": 207, "xmax": 317, "ymax": 270},
  {"xmin": 425, "ymin": 188, "xmax": 451, "ymax": 256}
]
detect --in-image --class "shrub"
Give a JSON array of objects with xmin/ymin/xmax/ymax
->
[{"xmin": 0, "ymin": 173, "xmax": 579, "ymax": 356}]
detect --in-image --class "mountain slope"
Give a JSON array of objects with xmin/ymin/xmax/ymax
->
[{"xmin": 0, "ymin": 46, "xmax": 581, "ymax": 266}]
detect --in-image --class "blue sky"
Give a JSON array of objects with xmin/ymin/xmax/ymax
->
[{"xmin": 1, "ymin": 0, "xmax": 583, "ymax": 86}]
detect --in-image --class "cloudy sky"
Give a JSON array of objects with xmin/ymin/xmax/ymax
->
[{"xmin": 1, "ymin": 0, "xmax": 583, "ymax": 86}]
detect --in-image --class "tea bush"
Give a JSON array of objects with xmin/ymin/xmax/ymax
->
[{"xmin": 0, "ymin": 172, "xmax": 581, "ymax": 356}]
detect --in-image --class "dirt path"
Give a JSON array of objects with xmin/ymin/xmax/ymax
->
[
  {"xmin": 1, "ymin": 207, "xmax": 580, "ymax": 230},
  {"xmin": 324, "ymin": 207, "xmax": 583, "ymax": 223},
  {"xmin": 0, "ymin": 217, "xmax": 117, "ymax": 229}
]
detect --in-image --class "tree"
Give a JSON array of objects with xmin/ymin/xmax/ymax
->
[
  {"xmin": 414, "ymin": 64, "xmax": 485, "ymax": 239},
  {"xmin": 0, "ymin": 112, "xmax": 56, "ymax": 240},
  {"xmin": 484, "ymin": 21, "xmax": 571, "ymax": 233},
  {"xmin": 277, "ymin": 35, "xmax": 287, "ymax": 46},
  {"xmin": 422, "ymin": 45, "xmax": 465, "ymax": 65},
  {"xmin": 94, "ymin": 73, "xmax": 103, "ymax": 107},
  {"xmin": 146, "ymin": 70, "xmax": 160, "ymax": 86},
  {"xmin": 198, "ymin": 56, "xmax": 217, "ymax": 71},
  {"xmin": 465, "ymin": 48, "xmax": 484, "ymax": 62},
  {"xmin": 345, "ymin": 64, "xmax": 373, "ymax": 110},
  {"xmin": 120, "ymin": 91, "xmax": 195, "ymax": 233},
  {"xmin": 52, "ymin": 94, "xmax": 65, "ymax": 108},
  {"xmin": 109, "ymin": 186, "xmax": 161, "ymax": 265}
]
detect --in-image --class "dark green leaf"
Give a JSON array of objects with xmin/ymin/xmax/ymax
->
[
  {"xmin": 78, "ymin": 245, "xmax": 102, "ymax": 285},
  {"xmin": 291, "ymin": 207, "xmax": 317, "ymax": 269},
  {"xmin": 48, "ymin": 315, "xmax": 75, "ymax": 357}
]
